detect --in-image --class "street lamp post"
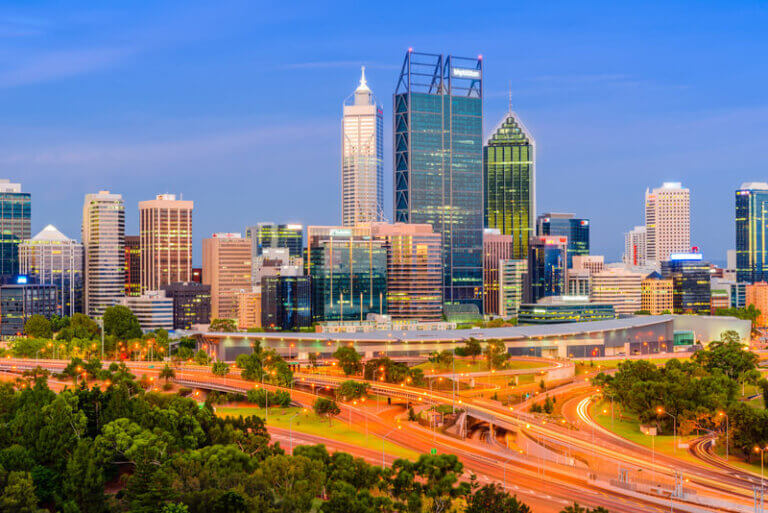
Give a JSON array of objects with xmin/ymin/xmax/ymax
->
[
  {"xmin": 382, "ymin": 425, "xmax": 401, "ymax": 468},
  {"xmin": 718, "ymin": 411, "xmax": 729, "ymax": 461},
  {"xmin": 657, "ymin": 407, "xmax": 677, "ymax": 453}
]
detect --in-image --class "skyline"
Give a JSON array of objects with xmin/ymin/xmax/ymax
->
[{"xmin": 5, "ymin": 1, "xmax": 768, "ymax": 263}]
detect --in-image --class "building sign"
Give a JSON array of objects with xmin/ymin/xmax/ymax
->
[{"xmin": 451, "ymin": 67, "xmax": 481, "ymax": 80}]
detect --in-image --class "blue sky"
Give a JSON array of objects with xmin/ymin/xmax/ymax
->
[{"xmin": 4, "ymin": 1, "xmax": 768, "ymax": 264}]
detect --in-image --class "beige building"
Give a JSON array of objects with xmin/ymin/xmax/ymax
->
[
  {"xmin": 641, "ymin": 275, "xmax": 674, "ymax": 315},
  {"xmin": 645, "ymin": 182, "xmax": 690, "ymax": 263},
  {"xmin": 590, "ymin": 267, "xmax": 644, "ymax": 315},
  {"xmin": 82, "ymin": 191, "xmax": 125, "ymax": 316},
  {"xmin": 746, "ymin": 281, "xmax": 768, "ymax": 328},
  {"xmin": 139, "ymin": 194, "xmax": 193, "ymax": 291},
  {"xmin": 203, "ymin": 233, "xmax": 252, "ymax": 320},
  {"xmin": 237, "ymin": 288, "xmax": 262, "ymax": 330},
  {"xmin": 482, "ymin": 229, "xmax": 516, "ymax": 315},
  {"xmin": 571, "ymin": 255, "xmax": 604, "ymax": 274}
]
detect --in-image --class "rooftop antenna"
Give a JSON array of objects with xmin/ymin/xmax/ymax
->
[{"xmin": 508, "ymin": 81, "xmax": 513, "ymax": 113}]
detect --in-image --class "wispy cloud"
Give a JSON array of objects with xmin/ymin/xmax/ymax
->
[{"xmin": 283, "ymin": 60, "xmax": 398, "ymax": 70}]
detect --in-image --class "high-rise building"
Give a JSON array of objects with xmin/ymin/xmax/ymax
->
[
  {"xmin": 118, "ymin": 291, "xmax": 173, "ymax": 331},
  {"xmin": 19, "ymin": 225, "xmax": 84, "ymax": 317},
  {"xmin": 139, "ymin": 194, "xmax": 193, "ymax": 291},
  {"xmin": 261, "ymin": 275, "xmax": 311, "ymax": 330},
  {"xmin": 160, "ymin": 281, "xmax": 211, "ymax": 330},
  {"xmin": 342, "ymin": 67, "xmax": 384, "ymax": 226},
  {"xmin": 394, "ymin": 50, "xmax": 484, "ymax": 311},
  {"xmin": 124, "ymin": 235, "xmax": 141, "ymax": 297},
  {"xmin": 661, "ymin": 253, "xmax": 711, "ymax": 314},
  {"xmin": 237, "ymin": 288, "xmax": 262, "ymax": 330},
  {"xmin": 746, "ymin": 281, "xmax": 768, "ymax": 328},
  {"xmin": 202, "ymin": 233, "xmax": 252, "ymax": 320},
  {"xmin": 482, "ymin": 229, "xmax": 515, "ymax": 315},
  {"xmin": 0, "ymin": 180, "xmax": 31, "ymax": 280},
  {"xmin": 735, "ymin": 182, "xmax": 768, "ymax": 283},
  {"xmin": 0, "ymin": 276, "xmax": 57, "ymax": 336},
  {"xmin": 589, "ymin": 267, "xmax": 643, "ymax": 316},
  {"xmin": 245, "ymin": 223, "xmax": 303, "ymax": 258},
  {"xmin": 645, "ymin": 182, "xmax": 690, "ymax": 263},
  {"xmin": 82, "ymin": 191, "xmax": 125, "ymax": 317},
  {"xmin": 526, "ymin": 236, "xmax": 567, "ymax": 303},
  {"xmin": 572, "ymin": 255, "xmax": 604, "ymax": 274},
  {"xmin": 484, "ymin": 110, "xmax": 535, "ymax": 260},
  {"xmin": 498, "ymin": 259, "xmax": 527, "ymax": 318},
  {"xmin": 624, "ymin": 226, "xmax": 648, "ymax": 266},
  {"xmin": 641, "ymin": 273, "xmax": 673, "ymax": 315},
  {"xmin": 536, "ymin": 213, "xmax": 589, "ymax": 268}
]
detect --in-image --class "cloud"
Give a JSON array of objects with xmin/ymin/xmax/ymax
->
[{"xmin": 283, "ymin": 60, "xmax": 398, "ymax": 70}]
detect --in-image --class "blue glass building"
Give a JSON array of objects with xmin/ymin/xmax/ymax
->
[
  {"xmin": 526, "ymin": 236, "xmax": 567, "ymax": 303},
  {"xmin": 661, "ymin": 253, "xmax": 711, "ymax": 314},
  {"xmin": 261, "ymin": 275, "xmax": 311, "ymax": 330},
  {"xmin": 0, "ymin": 180, "xmax": 31, "ymax": 280},
  {"xmin": 394, "ymin": 50, "xmax": 484, "ymax": 311},
  {"xmin": 536, "ymin": 213, "xmax": 589, "ymax": 268},
  {"xmin": 735, "ymin": 183, "xmax": 768, "ymax": 283}
]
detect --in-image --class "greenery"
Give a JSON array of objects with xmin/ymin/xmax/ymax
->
[
  {"xmin": 714, "ymin": 305, "xmax": 761, "ymax": 336},
  {"xmin": 245, "ymin": 388, "xmax": 291, "ymax": 407},
  {"xmin": 363, "ymin": 357, "xmax": 425, "ymax": 386},
  {"xmin": 313, "ymin": 398, "xmax": 341, "ymax": 425},
  {"xmin": 193, "ymin": 350, "xmax": 211, "ymax": 366},
  {"xmin": 209, "ymin": 319, "xmax": 237, "ymax": 333},
  {"xmin": 24, "ymin": 315, "xmax": 52, "ymax": 339},
  {"xmin": 211, "ymin": 362, "xmax": 230, "ymax": 377},
  {"xmin": 336, "ymin": 380, "xmax": 369, "ymax": 401},
  {"xmin": 102, "ymin": 305, "xmax": 142, "ymax": 341},
  {"xmin": 235, "ymin": 342, "xmax": 293, "ymax": 386},
  {"xmin": 332, "ymin": 346, "xmax": 362, "ymax": 376},
  {"xmin": 454, "ymin": 338, "xmax": 482, "ymax": 361},
  {"xmin": 484, "ymin": 340, "xmax": 509, "ymax": 370}
]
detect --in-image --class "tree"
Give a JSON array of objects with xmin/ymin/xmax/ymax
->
[
  {"xmin": 62, "ymin": 440, "xmax": 106, "ymax": 513},
  {"xmin": 159, "ymin": 365, "xmax": 175, "ymax": 384},
  {"xmin": 102, "ymin": 305, "xmax": 142, "ymax": 340},
  {"xmin": 465, "ymin": 483, "xmax": 531, "ymax": 513},
  {"xmin": 333, "ymin": 346, "xmax": 362, "ymax": 376},
  {"xmin": 194, "ymin": 350, "xmax": 211, "ymax": 366},
  {"xmin": 0, "ymin": 471, "xmax": 45, "ymax": 513},
  {"xmin": 484, "ymin": 340, "xmax": 508, "ymax": 369},
  {"xmin": 314, "ymin": 397, "xmax": 341, "ymax": 425},
  {"xmin": 308, "ymin": 352, "xmax": 319, "ymax": 369},
  {"xmin": 209, "ymin": 318, "xmax": 237, "ymax": 333},
  {"xmin": 715, "ymin": 305, "xmax": 761, "ymax": 336},
  {"xmin": 692, "ymin": 335, "xmax": 758, "ymax": 382},
  {"xmin": 337, "ymin": 380, "xmax": 369, "ymax": 401},
  {"xmin": 161, "ymin": 504, "xmax": 189, "ymax": 513},
  {"xmin": 23, "ymin": 315, "xmax": 52, "ymax": 339},
  {"xmin": 211, "ymin": 361, "xmax": 230, "ymax": 377},
  {"xmin": 456, "ymin": 338, "xmax": 482, "ymax": 362}
]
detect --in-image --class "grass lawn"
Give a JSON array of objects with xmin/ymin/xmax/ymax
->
[
  {"xmin": 215, "ymin": 406, "xmax": 419, "ymax": 460},
  {"xmin": 415, "ymin": 359, "xmax": 546, "ymax": 375}
]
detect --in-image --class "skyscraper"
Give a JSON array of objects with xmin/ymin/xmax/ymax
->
[
  {"xmin": 202, "ymin": 233, "xmax": 252, "ymax": 320},
  {"xmin": 645, "ymin": 182, "xmax": 690, "ymax": 263},
  {"xmin": 342, "ymin": 67, "xmax": 384, "ymax": 226},
  {"xmin": 394, "ymin": 50, "xmax": 484, "ymax": 310},
  {"xmin": 139, "ymin": 194, "xmax": 193, "ymax": 291},
  {"xmin": 536, "ymin": 213, "xmax": 589, "ymax": 268},
  {"xmin": 735, "ymin": 182, "xmax": 768, "ymax": 283},
  {"xmin": 245, "ymin": 223, "xmax": 303, "ymax": 257},
  {"xmin": 484, "ymin": 110, "xmax": 535, "ymax": 260},
  {"xmin": 0, "ymin": 179, "xmax": 31, "ymax": 280},
  {"xmin": 624, "ymin": 226, "xmax": 647, "ymax": 266},
  {"xmin": 19, "ymin": 225, "xmax": 84, "ymax": 317},
  {"xmin": 124, "ymin": 235, "xmax": 141, "ymax": 297},
  {"xmin": 482, "ymin": 229, "xmax": 515, "ymax": 315},
  {"xmin": 526, "ymin": 236, "xmax": 567, "ymax": 303},
  {"xmin": 82, "ymin": 191, "xmax": 125, "ymax": 317},
  {"xmin": 661, "ymin": 252, "xmax": 711, "ymax": 314},
  {"xmin": 498, "ymin": 259, "xmax": 527, "ymax": 318}
]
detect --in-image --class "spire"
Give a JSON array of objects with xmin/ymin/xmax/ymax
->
[
  {"xmin": 353, "ymin": 65, "xmax": 373, "ymax": 106},
  {"xmin": 508, "ymin": 81, "xmax": 513, "ymax": 113},
  {"xmin": 356, "ymin": 66, "xmax": 371, "ymax": 93}
]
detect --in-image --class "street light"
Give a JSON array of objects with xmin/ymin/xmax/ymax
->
[
  {"xmin": 382, "ymin": 424, "xmax": 402, "ymax": 468},
  {"xmin": 718, "ymin": 411, "xmax": 729, "ymax": 461},
  {"xmin": 754, "ymin": 445, "xmax": 768, "ymax": 510},
  {"xmin": 656, "ymin": 407, "xmax": 677, "ymax": 453}
]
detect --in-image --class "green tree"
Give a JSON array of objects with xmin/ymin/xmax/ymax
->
[
  {"xmin": 209, "ymin": 318, "xmax": 237, "ymax": 332},
  {"xmin": 336, "ymin": 380, "xmax": 369, "ymax": 401},
  {"xmin": 159, "ymin": 365, "xmax": 176, "ymax": 383},
  {"xmin": 465, "ymin": 483, "xmax": 531, "ymax": 513},
  {"xmin": 308, "ymin": 352, "xmax": 319, "ymax": 369},
  {"xmin": 314, "ymin": 397, "xmax": 341, "ymax": 425},
  {"xmin": 692, "ymin": 335, "xmax": 758, "ymax": 382},
  {"xmin": 333, "ymin": 346, "xmax": 362, "ymax": 376},
  {"xmin": 211, "ymin": 361, "xmax": 230, "ymax": 377},
  {"xmin": 102, "ymin": 305, "xmax": 142, "ymax": 340},
  {"xmin": 23, "ymin": 315, "xmax": 52, "ymax": 339},
  {"xmin": 484, "ymin": 340, "xmax": 508, "ymax": 369},
  {"xmin": 161, "ymin": 504, "xmax": 189, "ymax": 513},
  {"xmin": 62, "ymin": 440, "xmax": 106, "ymax": 513},
  {"xmin": 194, "ymin": 350, "xmax": 211, "ymax": 366},
  {"xmin": 0, "ymin": 471, "xmax": 45, "ymax": 513},
  {"xmin": 456, "ymin": 338, "xmax": 482, "ymax": 362}
]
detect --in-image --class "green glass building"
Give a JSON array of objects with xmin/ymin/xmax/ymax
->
[
  {"xmin": 0, "ymin": 180, "xmax": 31, "ymax": 280},
  {"xmin": 735, "ymin": 182, "xmax": 768, "ymax": 283},
  {"xmin": 484, "ymin": 112, "xmax": 535, "ymax": 260}
]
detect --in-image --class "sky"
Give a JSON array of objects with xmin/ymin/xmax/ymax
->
[{"xmin": 3, "ymin": 1, "xmax": 768, "ymax": 265}]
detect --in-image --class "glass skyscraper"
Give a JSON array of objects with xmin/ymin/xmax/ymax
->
[
  {"xmin": 537, "ymin": 213, "xmax": 590, "ymax": 268},
  {"xmin": 661, "ymin": 253, "xmax": 711, "ymax": 314},
  {"xmin": 245, "ymin": 223, "xmax": 303, "ymax": 258},
  {"xmin": 526, "ymin": 236, "xmax": 567, "ymax": 303},
  {"xmin": 484, "ymin": 112, "xmax": 535, "ymax": 260},
  {"xmin": 0, "ymin": 180, "xmax": 31, "ymax": 280},
  {"xmin": 394, "ymin": 50, "xmax": 484, "ymax": 311},
  {"xmin": 735, "ymin": 182, "xmax": 768, "ymax": 283}
]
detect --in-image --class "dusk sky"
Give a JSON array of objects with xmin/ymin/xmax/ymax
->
[{"xmin": 4, "ymin": 1, "xmax": 767, "ymax": 264}]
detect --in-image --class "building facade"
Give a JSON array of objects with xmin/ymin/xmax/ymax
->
[
  {"xmin": 498, "ymin": 259, "xmax": 527, "ymax": 318},
  {"xmin": 645, "ymin": 182, "xmax": 690, "ymax": 263},
  {"xmin": 394, "ymin": 50, "xmax": 484, "ymax": 311},
  {"xmin": 0, "ymin": 180, "xmax": 31, "ymax": 280},
  {"xmin": 568, "ymin": 270, "xmax": 591, "ymax": 296},
  {"xmin": 342, "ymin": 67, "xmax": 384, "ymax": 226},
  {"xmin": 261, "ymin": 276, "xmax": 311, "ymax": 330},
  {"xmin": 624, "ymin": 226, "xmax": 648, "ymax": 266},
  {"xmin": 641, "ymin": 274, "xmax": 673, "ymax": 315},
  {"xmin": 589, "ymin": 267, "xmax": 643, "ymax": 316},
  {"xmin": 735, "ymin": 182, "xmax": 768, "ymax": 283},
  {"xmin": 237, "ymin": 289, "xmax": 262, "ymax": 330},
  {"xmin": 245, "ymin": 223, "xmax": 303, "ymax": 258},
  {"xmin": 526, "ymin": 236, "xmax": 567, "ymax": 303},
  {"xmin": 0, "ymin": 276, "xmax": 57, "ymax": 336},
  {"xmin": 82, "ymin": 191, "xmax": 125, "ymax": 317},
  {"xmin": 572, "ymin": 255, "xmax": 604, "ymax": 274},
  {"xmin": 160, "ymin": 281, "xmax": 211, "ymax": 330},
  {"xmin": 661, "ymin": 253, "xmax": 711, "ymax": 314},
  {"xmin": 482, "ymin": 229, "xmax": 515, "ymax": 315},
  {"xmin": 124, "ymin": 235, "xmax": 141, "ymax": 297},
  {"xmin": 537, "ymin": 213, "xmax": 590, "ymax": 268},
  {"xmin": 19, "ymin": 225, "xmax": 84, "ymax": 317},
  {"xmin": 745, "ymin": 281, "xmax": 768, "ymax": 328},
  {"xmin": 484, "ymin": 111, "xmax": 535, "ymax": 260},
  {"xmin": 202, "ymin": 233, "xmax": 252, "ymax": 320},
  {"xmin": 139, "ymin": 194, "xmax": 193, "ymax": 291},
  {"xmin": 517, "ymin": 298, "xmax": 615, "ymax": 325},
  {"xmin": 118, "ymin": 291, "xmax": 174, "ymax": 331}
]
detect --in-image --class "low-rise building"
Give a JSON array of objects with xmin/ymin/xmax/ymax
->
[
  {"xmin": 746, "ymin": 281, "xmax": 768, "ymax": 328},
  {"xmin": 160, "ymin": 282, "xmax": 211, "ymax": 330},
  {"xmin": 517, "ymin": 296, "xmax": 615, "ymax": 325},
  {"xmin": 119, "ymin": 291, "xmax": 173, "ymax": 331},
  {"xmin": 237, "ymin": 288, "xmax": 262, "ymax": 330},
  {"xmin": 641, "ymin": 273, "xmax": 673, "ymax": 315},
  {"xmin": 0, "ymin": 275, "xmax": 57, "ymax": 337},
  {"xmin": 590, "ymin": 267, "xmax": 644, "ymax": 315}
]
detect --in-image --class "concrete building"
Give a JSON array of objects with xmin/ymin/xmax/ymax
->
[
  {"xmin": 0, "ymin": 276, "xmax": 57, "ymax": 337},
  {"xmin": 82, "ymin": 191, "xmax": 125, "ymax": 317},
  {"xmin": 661, "ymin": 253, "xmax": 712, "ymax": 315},
  {"xmin": 568, "ymin": 269, "xmax": 591, "ymax": 296},
  {"xmin": 590, "ymin": 267, "xmax": 644, "ymax": 316},
  {"xmin": 537, "ymin": 213, "xmax": 590, "ymax": 268},
  {"xmin": 124, "ymin": 235, "xmax": 140, "ymax": 297},
  {"xmin": 19, "ymin": 225, "xmax": 84, "ymax": 317},
  {"xmin": 139, "ymin": 194, "xmax": 193, "ymax": 291},
  {"xmin": 482, "ymin": 229, "xmax": 515, "ymax": 316},
  {"xmin": 641, "ymin": 274, "xmax": 673, "ymax": 315},
  {"xmin": 499, "ymin": 259, "xmax": 527, "ymax": 318},
  {"xmin": 0, "ymin": 180, "xmax": 31, "ymax": 280},
  {"xmin": 237, "ymin": 288, "xmax": 262, "ymax": 330},
  {"xmin": 710, "ymin": 289, "xmax": 730, "ymax": 315},
  {"xmin": 624, "ymin": 226, "xmax": 647, "ymax": 266},
  {"xmin": 645, "ymin": 182, "xmax": 691, "ymax": 264},
  {"xmin": 160, "ymin": 281, "xmax": 211, "ymax": 330},
  {"xmin": 202, "ymin": 233, "xmax": 252, "ymax": 320},
  {"xmin": 342, "ymin": 67, "xmax": 384, "ymax": 226},
  {"xmin": 572, "ymin": 255, "xmax": 604, "ymax": 274},
  {"xmin": 118, "ymin": 291, "xmax": 173, "ymax": 331},
  {"xmin": 746, "ymin": 281, "xmax": 768, "ymax": 328}
]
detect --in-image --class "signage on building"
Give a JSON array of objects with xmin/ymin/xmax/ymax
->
[{"xmin": 451, "ymin": 67, "xmax": 481, "ymax": 80}]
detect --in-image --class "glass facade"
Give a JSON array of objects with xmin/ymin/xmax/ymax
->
[
  {"xmin": 0, "ymin": 189, "xmax": 31, "ymax": 280},
  {"xmin": 661, "ymin": 256, "xmax": 711, "ymax": 314},
  {"xmin": 394, "ymin": 51, "xmax": 484, "ymax": 311},
  {"xmin": 537, "ymin": 213, "xmax": 589, "ymax": 268},
  {"xmin": 517, "ymin": 302, "xmax": 615, "ymax": 324},
  {"xmin": 0, "ymin": 279, "xmax": 57, "ymax": 336},
  {"xmin": 124, "ymin": 235, "xmax": 141, "ymax": 297},
  {"xmin": 261, "ymin": 276, "xmax": 311, "ymax": 330},
  {"xmin": 484, "ymin": 113, "xmax": 534, "ymax": 260},
  {"xmin": 735, "ymin": 185, "xmax": 768, "ymax": 283},
  {"xmin": 526, "ymin": 236, "xmax": 567, "ymax": 303},
  {"xmin": 161, "ymin": 282, "xmax": 211, "ymax": 330},
  {"xmin": 246, "ymin": 223, "xmax": 303, "ymax": 258}
]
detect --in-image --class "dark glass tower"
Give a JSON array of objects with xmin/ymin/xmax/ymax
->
[
  {"xmin": 0, "ymin": 180, "xmax": 31, "ymax": 280},
  {"xmin": 537, "ymin": 213, "xmax": 590, "ymax": 268},
  {"xmin": 394, "ymin": 50, "xmax": 484, "ymax": 311},
  {"xmin": 526, "ymin": 236, "xmax": 567, "ymax": 303},
  {"xmin": 484, "ymin": 112, "xmax": 535, "ymax": 260},
  {"xmin": 661, "ymin": 253, "xmax": 711, "ymax": 314},
  {"xmin": 735, "ymin": 183, "xmax": 768, "ymax": 283},
  {"xmin": 245, "ymin": 223, "xmax": 303, "ymax": 258},
  {"xmin": 262, "ymin": 276, "xmax": 312, "ymax": 330}
]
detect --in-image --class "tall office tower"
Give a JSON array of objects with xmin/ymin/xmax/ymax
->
[
  {"xmin": 498, "ymin": 259, "xmax": 527, "ymax": 318},
  {"xmin": 746, "ymin": 281, "xmax": 768, "ymax": 328},
  {"xmin": 139, "ymin": 194, "xmax": 193, "ymax": 291},
  {"xmin": 0, "ymin": 179, "xmax": 31, "ymax": 280},
  {"xmin": 262, "ymin": 275, "xmax": 312, "ymax": 330},
  {"xmin": 589, "ymin": 267, "xmax": 644, "ymax": 316},
  {"xmin": 571, "ymin": 255, "xmax": 604, "ymax": 274},
  {"xmin": 367, "ymin": 222, "xmax": 443, "ymax": 321},
  {"xmin": 482, "ymin": 229, "xmax": 516, "ymax": 315},
  {"xmin": 82, "ymin": 191, "xmax": 125, "ymax": 317},
  {"xmin": 124, "ymin": 235, "xmax": 141, "ymax": 297},
  {"xmin": 735, "ymin": 182, "xmax": 768, "ymax": 283},
  {"xmin": 641, "ymin": 273, "xmax": 674, "ymax": 315},
  {"xmin": 202, "ymin": 233, "xmax": 252, "ymax": 320},
  {"xmin": 245, "ymin": 223, "xmax": 303, "ymax": 257},
  {"xmin": 394, "ymin": 50, "xmax": 484, "ymax": 311},
  {"xmin": 661, "ymin": 252, "xmax": 711, "ymax": 314},
  {"xmin": 341, "ymin": 67, "xmax": 384, "ymax": 226},
  {"xmin": 526, "ymin": 236, "xmax": 567, "ymax": 303},
  {"xmin": 645, "ymin": 182, "xmax": 690, "ymax": 263},
  {"xmin": 484, "ymin": 110, "xmax": 535, "ymax": 260},
  {"xmin": 536, "ymin": 213, "xmax": 589, "ymax": 268},
  {"xmin": 19, "ymin": 225, "xmax": 84, "ymax": 317},
  {"xmin": 624, "ymin": 226, "xmax": 647, "ymax": 266},
  {"xmin": 307, "ymin": 226, "xmax": 387, "ymax": 322}
]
